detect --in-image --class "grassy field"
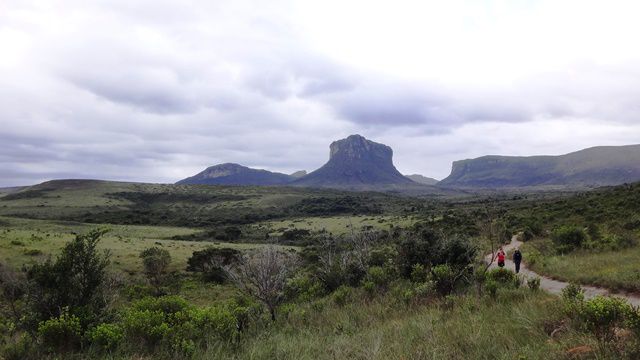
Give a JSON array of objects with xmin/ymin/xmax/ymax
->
[
  {"xmin": 0, "ymin": 216, "xmax": 295, "ymax": 276},
  {"xmin": 522, "ymin": 239, "xmax": 640, "ymax": 293},
  {"xmin": 203, "ymin": 288, "xmax": 598, "ymax": 360},
  {"xmin": 257, "ymin": 215, "xmax": 419, "ymax": 236}
]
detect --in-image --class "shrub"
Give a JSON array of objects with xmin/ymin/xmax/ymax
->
[
  {"xmin": 561, "ymin": 283, "xmax": 585, "ymax": 318},
  {"xmin": 552, "ymin": 226, "xmax": 587, "ymax": 253},
  {"xmin": 527, "ymin": 277, "xmax": 541, "ymax": 291},
  {"xmin": 87, "ymin": 323, "xmax": 124, "ymax": 350},
  {"xmin": 364, "ymin": 266, "xmax": 390, "ymax": 288},
  {"xmin": 368, "ymin": 246, "xmax": 397, "ymax": 267},
  {"xmin": 284, "ymin": 273, "xmax": 324, "ymax": 302},
  {"xmin": 431, "ymin": 264, "xmax": 456, "ymax": 296},
  {"xmin": 626, "ymin": 307, "xmax": 640, "ymax": 339},
  {"xmin": 332, "ymin": 286, "xmax": 352, "ymax": 306},
  {"xmin": 37, "ymin": 309, "xmax": 82, "ymax": 352},
  {"xmin": 486, "ymin": 279, "xmax": 498, "ymax": 298},
  {"xmin": 122, "ymin": 295, "xmax": 245, "ymax": 353},
  {"xmin": 185, "ymin": 305, "xmax": 238, "ymax": 341},
  {"xmin": 186, "ymin": 247, "xmax": 240, "ymax": 283},
  {"xmin": 411, "ymin": 281, "xmax": 436, "ymax": 303},
  {"xmin": 562, "ymin": 283, "xmax": 585, "ymax": 303},
  {"xmin": 362, "ymin": 281, "xmax": 376, "ymax": 298},
  {"xmin": 139, "ymin": 247, "xmax": 172, "ymax": 295},
  {"xmin": 122, "ymin": 309, "xmax": 170, "ymax": 346},
  {"xmin": 397, "ymin": 232, "xmax": 475, "ymax": 281},
  {"xmin": 577, "ymin": 296, "xmax": 630, "ymax": 342},
  {"xmin": 410, "ymin": 264, "xmax": 429, "ymax": 283},
  {"xmin": 487, "ymin": 268, "xmax": 516, "ymax": 285},
  {"xmin": 396, "ymin": 229, "xmax": 443, "ymax": 277},
  {"xmin": 132, "ymin": 295, "xmax": 190, "ymax": 315}
]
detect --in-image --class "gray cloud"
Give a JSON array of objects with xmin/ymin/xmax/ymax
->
[{"xmin": 2, "ymin": 1, "xmax": 640, "ymax": 187}]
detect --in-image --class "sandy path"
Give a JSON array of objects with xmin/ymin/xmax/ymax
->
[{"xmin": 485, "ymin": 236, "xmax": 640, "ymax": 307}]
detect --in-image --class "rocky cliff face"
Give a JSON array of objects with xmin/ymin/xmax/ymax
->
[{"xmin": 294, "ymin": 135, "xmax": 414, "ymax": 186}]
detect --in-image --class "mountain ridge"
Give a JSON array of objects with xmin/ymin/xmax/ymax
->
[{"xmin": 439, "ymin": 144, "xmax": 640, "ymax": 188}]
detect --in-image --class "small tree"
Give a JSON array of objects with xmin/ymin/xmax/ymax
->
[
  {"xmin": 139, "ymin": 247, "xmax": 171, "ymax": 295},
  {"xmin": 224, "ymin": 247, "xmax": 298, "ymax": 321},
  {"xmin": 26, "ymin": 228, "xmax": 111, "ymax": 330}
]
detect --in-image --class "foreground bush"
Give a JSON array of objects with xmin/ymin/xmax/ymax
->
[
  {"xmin": 26, "ymin": 229, "xmax": 112, "ymax": 330},
  {"xmin": 86, "ymin": 295, "xmax": 257, "ymax": 357},
  {"xmin": 37, "ymin": 308, "xmax": 82, "ymax": 353},
  {"xmin": 576, "ymin": 296, "xmax": 630, "ymax": 343}
]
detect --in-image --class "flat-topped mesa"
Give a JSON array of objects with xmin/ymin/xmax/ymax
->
[
  {"xmin": 438, "ymin": 144, "xmax": 640, "ymax": 188},
  {"xmin": 294, "ymin": 134, "xmax": 414, "ymax": 186}
]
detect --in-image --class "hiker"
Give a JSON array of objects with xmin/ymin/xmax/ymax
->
[
  {"xmin": 513, "ymin": 249, "xmax": 523, "ymax": 273},
  {"xmin": 497, "ymin": 247, "xmax": 506, "ymax": 268}
]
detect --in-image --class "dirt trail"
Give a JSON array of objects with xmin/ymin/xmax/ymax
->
[{"xmin": 485, "ymin": 236, "xmax": 640, "ymax": 307}]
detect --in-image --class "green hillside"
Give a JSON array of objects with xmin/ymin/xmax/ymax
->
[
  {"xmin": 439, "ymin": 144, "xmax": 640, "ymax": 188},
  {"xmin": 0, "ymin": 179, "xmax": 423, "ymax": 228}
]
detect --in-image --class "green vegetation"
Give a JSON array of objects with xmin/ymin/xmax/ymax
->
[{"xmin": 1, "ymin": 179, "xmax": 640, "ymax": 358}]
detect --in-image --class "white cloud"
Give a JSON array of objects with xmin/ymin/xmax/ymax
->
[{"xmin": 1, "ymin": 0, "xmax": 640, "ymax": 186}]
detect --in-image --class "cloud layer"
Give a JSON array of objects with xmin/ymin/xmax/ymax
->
[{"xmin": 2, "ymin": 0, "xmax": 640, "ymax": 186}]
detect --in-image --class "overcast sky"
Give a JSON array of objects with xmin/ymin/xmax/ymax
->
[{"xmin": 2, "ymin": 0, "xmax": 640, "ymax": 186}]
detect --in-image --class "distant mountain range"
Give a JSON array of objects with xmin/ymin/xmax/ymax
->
[
  {"xmin": 176, "ymin": 135, "xmax": 640, "ymax": 191},
  {"xmin": 177, "ymin": 135, "xmax": 434, "ymax": 190},
  {"xmin": 439, "ymin": 144, "xmax": 640, "ymax": 188}
]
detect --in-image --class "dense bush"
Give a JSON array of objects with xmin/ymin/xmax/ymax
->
[
  {"xmin": 186, "ymin": 247, "xmax": 240, "ymax": 283},
  {"xmin": 397, "ymin": 230, "xmax": 476, "ymax": 280},
  {"xmin": 119, "ymin": 295, "xmax": 244, "ymax": 355},
  {"xmin": 397, "ymin": 229, "xmax": 442, "ymax": 277},
  {"xmin": 284, "ymin": 273, "xmax": 324, "ymax": 302},
  {"xmin": 87, "ymin": 323, "xmax": 124, "ymax": 350},
  {"xmin": 551, "ymin": 226, "xmax": 587, "ymax": 253},
  {"xmin": 37, "ymin": 308, "xmax": 82, "ymax": 353},
  {"xmin": 431, "ymin": 264, "xmax": 457, "ymax": 296},
  {"xmin": 576, "ymin": 296, "xmax": 630, "ymax": 342}
]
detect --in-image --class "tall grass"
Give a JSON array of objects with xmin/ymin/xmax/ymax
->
[
  {"xmin": 195, "ymin": 288, "xmax": 596, "ymax": 360},
  {"xmin": 523, "ymin": 241, "xmax": 640, "ymax": 292}
]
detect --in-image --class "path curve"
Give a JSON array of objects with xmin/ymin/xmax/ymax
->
[{"xmin": 485, "ymin": 235, "xmax": 640, "ymax": 307}]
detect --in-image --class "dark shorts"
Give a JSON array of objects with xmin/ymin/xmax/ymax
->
[{"xmin": 498, "ymin": 261, "xmax": 505, "ymax": 267}]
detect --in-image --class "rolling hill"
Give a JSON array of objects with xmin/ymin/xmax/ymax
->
[{"xmin": 176, "ymin": 163, "xmax": 294, "ymax": 186}]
